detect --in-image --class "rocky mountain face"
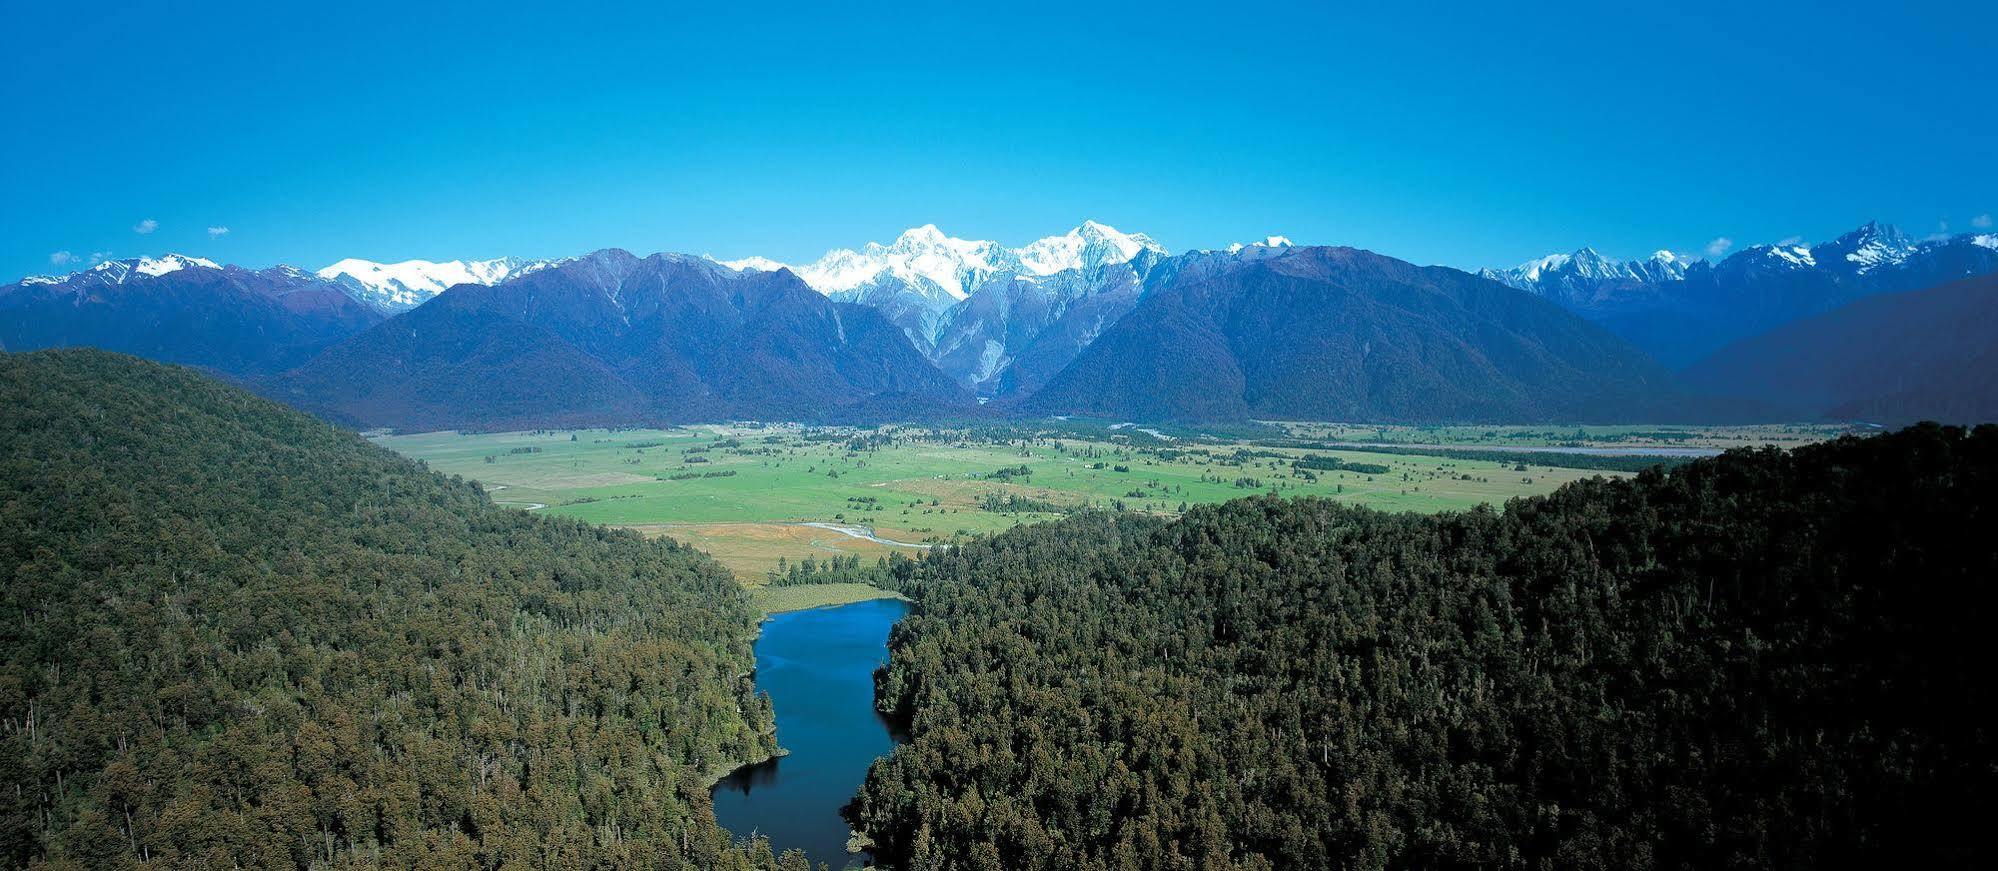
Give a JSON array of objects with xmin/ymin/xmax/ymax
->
[{"xmin": 724, "ymin": 221, "xmax": 1171, "ymax": 393}]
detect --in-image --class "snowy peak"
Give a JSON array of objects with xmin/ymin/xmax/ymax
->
[
  {"xmin": 1728, "ymin": 243, "xmax": 1818, "ymax": 272},
  {"xmin": 1483, "ymin": 246, "xmax": 1691, "ymax": 292},
  {"xmin": 793, "ymin": 224, "xmax": 1010, "ymax": 302},
  {"xmin": 134, "ymin": 253, "xmax": 221, "ymax": 277},
  {"xmin": 780, "ymin": 220, "xmax": 1169, "ymax": 301},
  {"xmin": 316, "ymin": 256, "xmax": 555, "ymax": 312},
  {"xmin": 714, "ymin": 255, "xmax": 788, "ymax": 273},
  {"xmin": 84, "ymin": 254, "xmax": 222, "ymax": 284},
  {"xmin": 13, "ymin": 254, "xmax": 225, "ymax": 288},
  {"xmin": 1224, "ymin": 236, "xmax": 1296, "ymax": 254},
  {"xmin": 1812, "ymin": 220, "xmax": 1916, "ymax": 274},
  {"xmin": 1017, "ymin": 221, "xmax": 1167, "ymax": 275}
]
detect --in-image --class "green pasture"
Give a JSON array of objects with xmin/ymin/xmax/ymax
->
[{"xmin": 377, "ymin": 421, "xmax": 1804, "ymax": 578}]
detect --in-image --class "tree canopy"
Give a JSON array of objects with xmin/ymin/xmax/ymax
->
[
  {"xmin": 848, "ymin": 423, "xmax": 1997, "ymax": 870},
  {"xmin": 0, "ymin": 349, "xmax": 803, "ymax": 869}
]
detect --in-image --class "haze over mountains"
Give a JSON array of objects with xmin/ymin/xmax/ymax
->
[
  {"xmin": 4, "ymin": 220, "xmax": 1995, "ymax": 429},
  {"xmin": 1683, "ymin": 272, "xmax": 1998, "ymax": 425},
  {"xmin": 1485, "ymin": 222, "xmax": 1998, "ymax": 367}
]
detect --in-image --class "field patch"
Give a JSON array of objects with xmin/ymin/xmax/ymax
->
[
  {"xmin": 749, "ymin": 582, "xmax": 905, "ymax": 614},
  {"xmin": 629, "ymin": 522, "xmax": 905, "ymax": 580}
]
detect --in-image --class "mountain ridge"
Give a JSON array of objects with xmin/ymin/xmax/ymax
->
[
  {"xmin": 1019, "ymin": 245, "xmax": 1696, "ymax": 423},
  {"xmin": 1483, "ymin": 222, "xmax": 1998, "ymax": 366},
  {"xmin": 281, "ymin": 248, "xmax": 971, "ymax": 430}
]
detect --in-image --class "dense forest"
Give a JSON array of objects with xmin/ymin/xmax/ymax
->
[
  {"xmin": 846, "ymin": 424, "xmax": 1996, "ymax": 869},
  {"xmin": 0, "ymin": 350, "xmax": 817, "ymax": 869}
]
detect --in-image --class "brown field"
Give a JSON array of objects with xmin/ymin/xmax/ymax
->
[{"xmin": 629, "ymin": 522, "xmax": 904, "ymax": 580}]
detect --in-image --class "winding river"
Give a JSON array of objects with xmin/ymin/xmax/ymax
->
[{"xmin": 713, "ymin": 597, "xmax": 909, "ymax": 868}]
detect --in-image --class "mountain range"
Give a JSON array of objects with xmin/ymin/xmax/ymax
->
[
  {"xmin": 317, "ymin": 256, "xmax": 557, "ymax": 312},
  {"xmin": 5, "ymin": 219, "xmax": 1995, "ymax": 428},
  {"xmin": 1020, "ymin": 245, "xmax": 1688, "ymax": 423},
  {"xmin": 1485, "ymin": 222, "xmax": 1998, "ymax": 367},
  {"xmin": 279, "ymin": 250, "xmax": 964, "ymax": 431},
  {"xmin": 0, "ymin": 254, "xmax": 381, "ymax": 374},
  {"xmin": 722, "ymin": 220, "xmax": 1173, "ymax": 392}
]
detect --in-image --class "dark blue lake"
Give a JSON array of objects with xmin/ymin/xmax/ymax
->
[{"xmin": 713, "ymin": 596, "xmax": 909, "ymax": 868}]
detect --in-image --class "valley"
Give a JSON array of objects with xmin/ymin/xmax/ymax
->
[
  {"xmin": 376, "ymin": 420, "xmax": 1833, "ymax": 584},
  {"xmin": 6, "ymin": 6, "xmax": 1993, "ymax": 868}
]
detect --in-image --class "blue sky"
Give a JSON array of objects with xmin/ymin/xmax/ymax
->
[{"xmin": 3, "ymin": 0, "xmax": 1992, "ymax": 281}]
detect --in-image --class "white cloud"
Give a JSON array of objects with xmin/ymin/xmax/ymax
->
[
  {"xmin": 1777, "ymin": 235, "xmax": 1804, "ymax": 247},
  {"xmin": 1704, "ymin": 237, "xmax": 1733, "ymax": 257},
  {"xmin": 49, "ymin": 250, "xmax": 76, "ymax": 266},
  {"xmin": 88, "ymin": 251, "xmax": 113, "ymax": 265},
  {"xmin": 1975, "ymin": 214, "xmax": 1994, "ymax": 230},
  {"xmin": 207, "ymin": 226, "xmax": 230, "ymax": 238},
  {"xmin": 133, "ymin": 218, "xmax": 158, "ymax": 234}
]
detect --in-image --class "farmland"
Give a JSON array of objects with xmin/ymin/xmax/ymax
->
[{"xmin": 377, "ymin": 421, "xmax": 1836, "ymax": 583}]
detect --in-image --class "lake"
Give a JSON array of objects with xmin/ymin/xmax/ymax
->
[{"xmin": 713, "ymin": 596, "xmax": 909, "ymax": 868}]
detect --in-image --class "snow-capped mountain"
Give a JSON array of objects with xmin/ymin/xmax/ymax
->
[
  {"xmin": 317, "ymin": 256, "xmax": 557, "ymax": 313},
  {"xmin": 1015, "ymin": 221, "xmax": 1167, "ymax": 276},
  {"xmin": 714, "ymin": 255, "xmax": 788, "ymax": 273},
  {"xmin": 1225, "ymin": 236, "xmax": 1295, "ymax": 253},
  {"xmin": 2, "ymin": 254, "xmax": 381, "ymax": 374},
  {"xmin": 1483, "ymin": 222, "xmax": 1998, "ymax": 367},
  {"xmin": 285, "ymin": 248, "xmax": 968, "ymax": 430},
  {"xmin": 1810, "ymin": 220, "xmax": 1917, "ymax": 276},
  {"xmin": 797, "ymin": 224, "xmax": 1011, "ymax": 302},
  {"xmin": 1480, "ymin": 247, "xmax": 1692, "ymax": 299},
  {"xmin": 709, "ymin": 221, "xmax": 1172, "ymax": 389},
  {"xmin": 932, "ymin": 224, "xmax": 1172, "ymax": 392},
  {"xmin": 19, "ymin": 254, "xmax": 225, "ymax": 287}
]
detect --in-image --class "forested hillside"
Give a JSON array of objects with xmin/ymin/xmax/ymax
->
[
  {"xmin": 0, "ymin": 350, "xmax": 803, "ymax": 869},
  {"xmin": 1017, "ymin": 246, "xmax": 1692, "ymax": 423},
  {"xmin": 1682, "ymin": 272, "xmax": 1998, "ymax": 425},
  {"xmin": 848, "ymin": 424, "xmax": 1996, "ymax": 869}
]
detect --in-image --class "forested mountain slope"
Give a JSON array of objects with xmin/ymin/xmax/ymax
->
[
  {"xmin": 0, "ymin": 258, "xmax": 381, "ymax": 376},
  {"xmin": 1017, "ymin": 246, "xmax": 1691, "ymax": 423},
  {"xmin": 1682, "ymin": 272, "xmax": 1998, "ymax": 424},
  {"xmin": 849, "ymin": 424, "xmax": 1996, "ymax": 869},
  {"xmin": 283, "ymin": 250, "xmax": 968, "ymax": 430},
  {"xmin": 0, "ymin": 349, "xmax": 800, "ymax": 869}
]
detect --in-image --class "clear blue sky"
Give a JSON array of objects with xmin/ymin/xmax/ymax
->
[{"xmin": 4, "ymin": 0, "xmax": 1992, "ymax": 281}]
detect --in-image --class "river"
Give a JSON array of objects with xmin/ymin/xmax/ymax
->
[{"xmin": 713, "ymin": 596, "xmax": 909, "ymax": 868}]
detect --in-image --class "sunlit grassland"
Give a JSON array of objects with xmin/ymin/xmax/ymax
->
[
  {"xmin": 1273, "ymin": 420, "xmax": 1857, "ymax": 450},
  {"xmin": 749, "ymin": 582, "xmax": 906, "ymax": 614},
  {"xmin": 379, "ymin": 422, "xmax": 1761, "ymax": 579}
]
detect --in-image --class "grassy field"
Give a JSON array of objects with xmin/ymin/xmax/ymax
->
[
  {"xmin": 379, "ymin": 422, "xmax": 1819, "ymax": 580},
  {"xmin": 750, "ymin": 583, "xmax": 906, "ymax": 614},
  {"xmin": 1271, "ymin": 420, "xmax": 1859, "ymax": 451}
]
